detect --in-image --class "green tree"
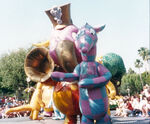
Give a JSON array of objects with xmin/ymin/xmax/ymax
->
[
  {"xmin": 134, "ymin": 59, "xmax": 143, "ymax": 87},
  {"xmin": 138, "ymin": 47, "xmax": 150, "ymax": 72},
  {"xmin": 142, "ymin": 72, "xmax": 150, "ymax": 86},
  {"xmin": 120, "ymin": 71, "xmax": 150, "ymax": 96},
  {"xmin": 128, "ymin": 68, "xmax": 135, "ymax": 74},
  {"xmin": 120, "ymin": 73, "xmax": 142, "ymax": 96},
  {"xmin": 0, "ymin": 48, "xmax": 28, "ymax": 98}
]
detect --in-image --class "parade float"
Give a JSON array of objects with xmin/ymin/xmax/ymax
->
[{"xmin": 6, "ymin": 3, "xmax": 126, "ymax": 124}]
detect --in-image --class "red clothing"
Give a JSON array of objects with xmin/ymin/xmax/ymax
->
[
  {"xmin": 1, "ymin": 99, "xmax": 5, "ymax": 104},
  {"xmin": 127, "ymin": 102, "xmax": 133, "ymax": 111}
]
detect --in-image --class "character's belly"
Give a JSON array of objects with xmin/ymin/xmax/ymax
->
[
  {"xmin": 79, "ymin": 87, "xmax": 108, "ymax": 119},
  {"xmin": 53, "ymin": 82, "xmax": 80, "ymax": 115}
]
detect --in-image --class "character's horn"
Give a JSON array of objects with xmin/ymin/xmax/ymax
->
[
  {"xmin": 24, "ymin": 47, "xmax": 54, "ymax": 82},
  {"xmin": 32, "ymin": 40, "xmax": 50, "ymax": 48}
]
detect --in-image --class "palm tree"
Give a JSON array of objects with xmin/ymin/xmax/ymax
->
[
  {"xmin": 145, "ymin": 49, "xmax": 150, "ymax": 73},
  {"xmin": 128, "ymin": 68, "xmax": 135, "ymax": 74},
  {"xmin": 138, "ymin": 47, "xmax": 150, "ymax": 72},
  {"xmin": 134, "ymin": 59, "xmax": 144, "ymax": 87}
]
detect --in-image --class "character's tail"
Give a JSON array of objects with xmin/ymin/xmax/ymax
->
[{"xmin": 5, "ymin": 104, "xmax": 32, "ymax": 114}]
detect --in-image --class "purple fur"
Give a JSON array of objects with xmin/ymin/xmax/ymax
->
[{"xmin": 49, "ymin": 25, "xmax": 80, "ymax": 65}]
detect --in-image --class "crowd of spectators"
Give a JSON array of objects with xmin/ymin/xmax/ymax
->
[
  {"xmin": 115, "ymin": 84, "xmax": 150, "ymax": 117},
  {"xmin": 1, "ymin": 84, "xmax": 150, "ymax": 119},
  {"xmin": 0, "ymin": 96, "xmax": 30, "ymax": 119}
]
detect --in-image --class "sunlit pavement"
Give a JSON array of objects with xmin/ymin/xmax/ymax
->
[
  {"xmin": 0, "ymin": 111, "xmax": 150, "ymax": 124},
  {"xmin": 0, "ymin": 117, "xmax": 66, "ymax": 124},
  {"xmin": 111, "ymin": 111, "xmax": 150, "ymax": 124}
]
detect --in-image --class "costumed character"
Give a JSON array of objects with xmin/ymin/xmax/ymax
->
[
  {"xmin": 6, "ymin": 82, "xmax": 45, "ymax": 120},
  {"xmin": 48, "ymin": 85, "xmax": 65, "ymax": 120},
  {"xmin": 20, "ymin": 4, "xmax": 81, "ymax": 123},
  {"xmin": 46, "ymin": 3, "xmax": 81, "ymax": 123},
  {"xmin": 5, "ymin": 48, "xmax": 55, "ymax": 120},
  {"xmin": 41, "ymin": 80, "xmax": 54, "ymax": 117},
  {"xmin": 24, "ymin": 46, "xmax": 81, "ymax": 123},
  {"xmin": 45, "ymin": 3, "xmax": 82, "ymax": 123},
  {"xmin": 33, "ymin": 41, "xmax": 65, "ymax": 120},
  {"xmin": 51, "ymin": 23, "xmax": 112, "ymax": 124},
  {"xmin": 45, "ymin": 3, "xmax": 82, "ymax": 72}
]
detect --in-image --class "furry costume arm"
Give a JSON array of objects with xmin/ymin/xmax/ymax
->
[
  {"xmin": 79, "ymin": 63, "xmax": 112, "ymax": 88},
  {"xmin": 51, "ymin": 64, "xmax": 80, "ymax": 82}
]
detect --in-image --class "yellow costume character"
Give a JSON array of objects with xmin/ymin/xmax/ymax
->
[{"xmin": 6, "ymin": 82, "xmax": 45, "ymax": 120}]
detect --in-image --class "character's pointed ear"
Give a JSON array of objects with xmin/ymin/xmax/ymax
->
[
  {"xmin": 84, "ymin": 22, "xmax": 90, "ymax": 28},
  {"xmin": 94, "ymin": 25, "xmax": 106, "ymax": 33},
  {"xmin": 85, "ymin": 22, "xmax": 89, "ymax": 26}
]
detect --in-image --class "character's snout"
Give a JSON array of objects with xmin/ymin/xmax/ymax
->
[{"xmin": 81, "ymin": 47, "xmax": 88, "ymax": 53}]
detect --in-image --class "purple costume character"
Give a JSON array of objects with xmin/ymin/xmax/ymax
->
[{"xmin": 51, "ymin": 23, "xmax": 112, "ymax": 124}]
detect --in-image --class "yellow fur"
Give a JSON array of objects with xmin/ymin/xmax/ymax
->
[{"xmin": 6, "ymin": 82, "xmax": 45, "ymax": 120}]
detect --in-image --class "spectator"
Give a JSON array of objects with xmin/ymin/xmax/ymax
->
[
  {"xmin": 142, "ymin": 85, "xmax": 150, "ymax": 98},
  {"xmin": 131, "ymin": 96, "xmax": 142, "ymax": 116},
  {"xmin": 122, "ymin": 97, "xmax": 133, "ymax": 117},
  {"xmin": 0, "ymin": 96, "xmax": 29, "ymax": 119},
  {"xmin": 115, "ymin": 98, "xmax": 124, "ymax": 116},
  {"xmin": 140, "ymin": 95, "xmax": 148, "ymax": 117},
  {"xmin": 145, "ymin": 97, "xmax": 150, "ymax": 117}
]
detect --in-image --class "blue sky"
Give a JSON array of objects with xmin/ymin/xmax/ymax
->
[{"xmin": 0, "ymin": 0, "xmax": 149, "ymax": 72}]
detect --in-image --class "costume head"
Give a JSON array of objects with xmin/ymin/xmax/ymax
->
[{"xmin": 75, "ymin": 23, "xmax": 105, "ymax": 61}]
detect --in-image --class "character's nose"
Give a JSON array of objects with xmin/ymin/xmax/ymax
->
[{"xmin": 81, "ymin": 47, "xmax": 88, "ymax": 53}]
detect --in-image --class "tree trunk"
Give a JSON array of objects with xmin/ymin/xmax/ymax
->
[
  {"xmin": 147, "ymin": 60, "xmax": 150, "ymax": 73},
  {"xmin": 139, "ymin": 68, "xmax": 144, "ymax": 87}
]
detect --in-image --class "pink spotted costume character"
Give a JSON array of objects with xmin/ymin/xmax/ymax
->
[{"xmin": 51, "ymin": 23, "xmax": 112, "ymax": 124}]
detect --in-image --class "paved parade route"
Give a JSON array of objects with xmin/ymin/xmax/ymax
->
[
  {"xmin": 0, "ymin": 116, "xmax": 150, "ymax": 124},
  {"xmin": 111, "ymin": 114, "xmax": 150, "ymax": 124},
  {"xmin": 0, "ymin": 117, "xmax": 66, "ymax": 124},
  {"xmin": 111, "ymin": 110, "xmax": 150, "ymax": 124},
  {"xmin": 0, "ymin": 112, "xmax": 150, "ymax": 124}
]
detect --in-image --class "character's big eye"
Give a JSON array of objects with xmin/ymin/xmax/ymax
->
[{"xmin": 90, "ymin": 28, "xmax": 95, "ymax": 35}]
